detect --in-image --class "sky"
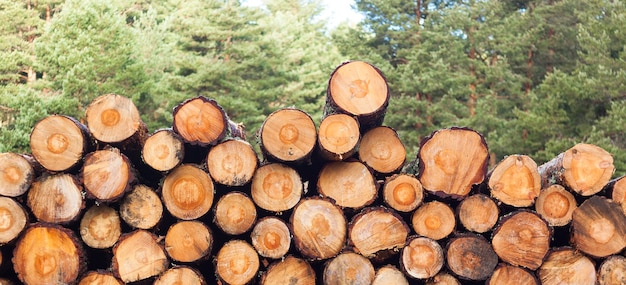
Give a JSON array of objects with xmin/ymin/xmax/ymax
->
[{"xmin": 243, "ymin": 0, "xmax": 364, "ymax": 29}]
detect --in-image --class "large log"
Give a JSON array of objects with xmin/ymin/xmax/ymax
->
[
  {"xmin": 259, "ymin": 108, "xmax": 317, "ymax": 165},
  {"xmin": 290, "ymin": 197, "xmax": 346, "ymax": 260},
  {"xmin": 537, "ymin": 247, "xmax": 596, "ymax": 285},
  {"xmin": 111, "ymin": 229, "xmax": 168, "ymax": 283},
  {"xmin": 27, "ymin": 173, "xmax": 83, "ymax": 224},
  {"xmin": 358, "ymin": 126, "xmax": 406, "ymax": 175},
  {"xmin": 206, "ymin": 139, "xmax": 258, "ymax": 186},
  {"xmin": 570, "ymin": 195, "xmax": 626, "ymax": 258},
  {"xmin": 486, "ymin": 264, "xmax": 539, "ymax": 285},
  {"xmin": 81, "ymin": 147, "xmax": 133, "ymax": 202},
  {"xmin": 491, "ymin": 211, "xmax": 551, "ymax": 270},
  {"xmin": 85, "ymin": 93, "xmax": 148, "ymax": 148},
  {"xmin": 250, "ymin": 163, "xmax": 303, "ymax": 213},
  {"xmin": 164, "ymin": 220, "xmax": 213, "ymax": 263},
  {"xmin": 348, "ymin": 206, "xmax": 409, "ymax": 261},
  {"xmin": 172, "ymin": 96, "xmax": 230, "ymax": 146},
  {"xmin": 316, "ymin": 160, "xmax": 377, "ymax": 209}
]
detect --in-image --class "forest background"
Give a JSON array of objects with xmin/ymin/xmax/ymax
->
[{"xmin": 1, "ymin": 0, "xmax": 626, "ymax": 175}]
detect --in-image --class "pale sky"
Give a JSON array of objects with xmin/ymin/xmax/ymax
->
[{"xmin": 243, "ymin": 0, "xmax": 364, "ymax": 29}]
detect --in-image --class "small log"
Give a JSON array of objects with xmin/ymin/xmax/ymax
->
[
  {"xmin": 491, "ymin": 211, "xmax": 551, "ymax": 270},
  {"xmin": 322, "ymin": 251, "xmax": 375, "ymax": 285},
  {"xmin": 119, "ymin": 184, "xmax": 163, "ymax": 230},
  {"xmin": 358, "ymin": 126, "xmax": 406, "ymax": 175},
  {"xmin": 85, "ymin": 93, "xmax": 147, "ymax": 146},
  {"xmin": 372, "ymin": 265, "xmax": 409, "ymax": 285},
  {"xmin": 259, "ymin": 108, "xmax": 317, "ymax": 164},
  {"xmin": 0, "ymin": 197, "xmax": 28, "ymax": 245},
  {"xmin": 424, "ymin": 272, "xmax": 460, "ymax": 285},
  {"xmin": 605, "ymin": 175, "xmax": 626, "ymax": 215},
  {"xmin": 172, "ymin": 96, "xmax": 229, "ymax": 146},
  {"xmin": 79, "ymin": 204, "xmax": 121, "ymax": 249},
  {"xmin": 486, "ymin": 264, "xmax": 539, "ymax": 285},
  {"xmin": 78, "ymin": 271, "xmax": 123, "ymax": 285},
  {"xmin": 250, "ymin": 216, "xmax": 291, "ymax": 259},
  {"xmin": 538, "ymin": 143, "xmax": 614, "ymax": 196},
  {"xmin": 13, "ymin": 223, "xmax": 85, "ymax": 285},
  {"xmin": 488, "ymin": 154, "xmax": 541, "ymax": 207},
  {"xmin": 207, "ymin": 139, "xmax": 258, "ymax": 186},
  {"xmin": 534, "ymin": 184, "xmax": 576, "ymax": 227},
  {"xmin": 537, "ymin": 247, "xmax": 596, "ymax": 285},
  {"xmin": 215, "ymin": 240, "xmax": 260, "ymax": 285},
  {"xmin": 112, "ymin": 229, "xmax": 168, "ymax": 283},
  {"xmin": 250, "ymin": 163, "xmax": 303, "ymax": 213},
  {"xmin": 325, "ymin": 60, "xmax": 390, "ymax": 131},
  {"xmin": 27, "ymin": 173, "xmax": 83, "ymax": 224},
  {"xmin": 142, "ymin": 128, "xmax": 184, "ymax": 172},
  {"xmin": 382, "ymin": 173, "xmax": 423, "ymax": 212},
  {"xmin": 597, "ymin": 255, "xmax": 626, "ymax": 285},
  {"xmin": 457, "ymin": 193, "xmax": 499, "ymax": 233},
  {"xmin": 30, "ymin": 115, "xmax": 93, "ymax": 172},
  {"xmin": 164, "ymin": 220, "xmax": 213, "ymax": 263},
  {"xmin": 570, "ymin": 195, "xmax": 626, "ymax": 258},
  {"xmin": 82, "ymin": 147, "xmax": 133, "ymax": 202},
  {"xmin": 154, "ymin": 266, "xmax": 206, "ymax": 285},
  {"xmin": 400, "ymin": 236, "xmax": 444, "ymax": 280},
  {"xmin": 317, "ymin": 160, "xmax": 377, "ymax": 209},
  {"xmin": 417, "ymin": 127, "xmax": 489, "ymax": 199},
  {"xmin": 161, "ymin": 164, "xmax": 214, "ymax": 220},
  {"xmin": 0, "ymin": 152, "xmax": 35, "ymax": 197},
  {"xmin": 290, "ymin": 197, "xmax": 347, "ymax": 260},
  {"xmin": 411, "ymin": 201, "xmax": 455, "ymax": 240},
  {"xmin": 317, "ymin": 113, "xmax": 360, "ymax": 161},
  {"xmin": 348, "ymin": 206, "xmax": 409, "ymax": 261},
  {"xmin": 445, "ymin": 233, "xmax": 498, "ymax": 281},
  {"xmin": 213, "ymin": 191, "xmax": 257, "ymax": 236},
  {"xmin": 260, "ymin": 255, "xmax": 315, "ymax": 285}
]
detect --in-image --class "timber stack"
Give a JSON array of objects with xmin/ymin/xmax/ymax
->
[{"xmin": 0, "ymin": 60, "xmax": 625, "ymax": 285}]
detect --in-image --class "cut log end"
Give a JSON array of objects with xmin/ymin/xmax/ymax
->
[
  {"xmin": 457, "ymin": 194, "xmax": 499, "ymax": 233},
  {"xmin": 359, "ymin": 126, "xmax": 406, "ymax": 174},
  {"xmin": 251, "ymin": 163, "xmax": 303, "ymax": 212},
  {"xmin": 214, "ymin": 191, "xmax": 257, "ymax": 236},
  {"xmin": 142, "ymin": 129, "xmax": 184, "ymax": 172},
  {"xmin": 260, "ymin": 255, "xmax": 315, "ymax": 285},
  {"xmin": 400, "ymin": 236, "xmax": 444, "ymax": 280},
  {"xmin": 78, "ymin": 271, "xmax": 123, "ymax": 285},
  {"xmin": 119, "ymin": 184, "xmax": 163, "ymax": 230},
  {"xmin": 317, "ymin": 161, "xmax": 377, "ymax": 209},
  {"xmin": 570, "ymin": 196, "xmax": 626, "ymax": 258},
  {"xmin": 82, "ymin": 147, "xmax": 131, "ymax": 202},
  {"xmin": 491, "ymin": 211, "xmax": 551, "ymax": 270},
  {"xmin": 27, "ymin": 173, "xmax": 83, "ymax": 224},
  {"xmin": 164, "ymin": 221, "xmax": 212, "ymax": 263},
  {"xmin": 215, "ymin": 240, "xmax": 260, "ymax": 285},
  {"xmin": 411, "ymin": 201, "xmax": 455, "ymax": 240},
  {"xmin": 488, "ymin": 154, "xmax": 541, "ymax": 207},
  {"xmin": 251, "ymin": 217, "xmax": 291, "ymax": 259},
  {"xmin": 383, "ymin": 174, "xmax": 424, "ymax": 212},
  {"xmin": 0, "ymin": 197, "xmax": 28, "ymax": 245},
  {"xmin": 112, "ymin": 230, "xmax": 168, "ymax": 283},
  {"xmin": 154, "ymin": 267, "xmax": 206, "ymax": 285},
  {"xmin": 172, "ymin": 96, "xmax": 228, "ymax": 146},
  {"xmin": 317, "ymin": 113, "xmax": 360, "ymax": 161},
  {"xmin": 349, "ymin": 206, "xmax": 409, "ymax": 261},
  {"xmin": 260, "ymin": 108, "xmax": 317, "ymax": 163},
  {"xmin": 323, "ymin": 252, "xmax": 375, "ymax": 285},
  {"xmin": 207, "ymin": 139, "xmax": 258, "ymax": 186},
  {"xmin": 562, "ymin": 143, "xmax": 614, "ymax": 196},
  {"xmin": 538, "ymin": 247, "xmax": 596, "ymax": 285},
  {"xmin": 0, "ymin": 153, "xmax": 35, "ymax": 197},
  {"xmin": 86, "ymin": 94, "xmax": 145, "ymax": 144},
  {"xmin": 162, "ymin": 164, "xmax": 214, "ymax": 220},
  {"xmin": 79, "ymin": 205, "xmax": 121, "ymax": 249},
  {"xmin": 534, "ymin": 184, "xmax": 577, "ymax": 227},
  {"xmin": 445, "ymin": 234, "xmax": 498, "ymax": 281},
  {"xmin": 597, "ymin": 255, "xmax": 626, "ymax": 285},
  {"xmin": 487, "ymin": 264, "xmax": 539, "ymax": 285},
  {"xmin": 291, "ymin": 197, "xmax": 346, "ymax": 260}
]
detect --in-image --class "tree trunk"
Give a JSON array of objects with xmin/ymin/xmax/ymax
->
[
  {"xmin": 215, "ymin": 239, "xmax": 260, "ymax": 285},
  {"xmin": 372, "ymin": 265, "xmax": 408, "ymax": 285},
  {"xmin": 81, "ymin": 147, "xmax": 133, "ymax": 202},
  {"xmin": 323, "ymin": 252, "xmax": 375, "ymax": 285},
  {"xmin": 417, "ymin": 127, "xmax": 489, "ymax": 199},
  {"xmin": 142, "ymin": 128, "xmax": 184, "ymax": 172},
  {"xmin": 538, "ymin": 143, "xmax": 614, "ymax": 196},
  {"xmin": 161, "ymin": 164, "xmax": 214, "ymax": 220},
  {"xmin": 27, "ymin": 173, "xmax": 83, "ymax": 224},
  {"xmin": 487, "ymin": 154, "xmax": 541, "ymax": 207},
  {"xmin": 13, "ymin": 224, "xmax": 86, "ymax": 285},
  {"xmin": 348, "ymin": 206, "xmax": 409, "ymax": 262},
  {"xmin": 79, "ymin": 204, "xmax": 121, "ymax": 249},
  {"xmin": 358, "ymin": 126, "xmax": 406, "ymax": 175},
  {"xmin": 457, "ymin": 193, "xmax": 499, "ymax": 233},
  {"xmin": 250, "ymin": 162, "xmax": 303, "ymax": 213},
  {"xmin": 487, "ymin": 264, "xmax": 539, "ymax": 285},
  {"xmin": 30, "ymin": 115, "xmax": 94, "ymax": 172},
  {"xmin": 537, "ymin": 247, "xmax": 596, "ymax": 285},
  {"xmin": 317, "ymin": 113, "xmax": 360, "ymax": 161},
  {"xmin": 411, "ymin": 201, "xmax": 455, "ymax": 241},
  {"xmin": 259, "ymin": 108, "xmax": 317, "ymax": 165},
  {"xmin": 172, "ymin": 96, "xmax": 229, "ymax": 146},
  {"xmin": 290, "ymin": 197, "xmax": 346, "ymax": 260},
  {"xmin": 213, "ymin": 191, "xmax": 257, "ymax": 236},
  {"xmin": 491, "ymin": 211, "xmax": 551, "ymax": 270},
  {"xmin": 316, "ymin": 160, "xmax": 377, "ymax": 209},
  {"xmin": 0, "ymin": 197, "xmax": 28, "ymax": 245},
  {"xmin": 325, "ymin": 61, "xmax": 390, "ymax": 131},
  {"xmin": 445, "ymin": 234, "xmax": 498, "ymax": 281},
  {"xmin": 400, "ymin": 236, "xmax": 444, "ymax": 280},
  {"xmin": 78, "ymin": 271, "xmax": 123, "ymax": 285},
  {"xmin": 570, "ymin": 195, "xmax": 626, "ymax": 258},
  {"xmin": 597, "ymin": 255, "xmax": 626, "ymax": 285},
  {"xmin": 119, "ymin": 184, "xmax": 163, "ymax": 230},
  {"xmin": 85, "ymin": 94, "xmax": 148, "ymax": 149},
  {"xmin": 534, "ymin": 184, "xmax": 576, "ymax": 227},
  {"xmin": 111, "ymin": 229, "xmax": 168, "ymax": 283},
  {"xmin": 206, "ymin": 139, "xmax": 258, "ymax": 186},
  {"xmin": 0, "ymin": 152, "xmax": 35, "ymax": 197},
  {"xmin": 260, "ymin": 255, "xmax": 315, "ymax": 285},
  {"xmin": 164, "ymin": 221, "xmax": 213, "ymax": 263},
  {"xmin": 382, "ymin": 173, "xmax": 423, "ymax": 213},
  {"xmin": 250, "ymin": 216, "xmax": 291, "ymax": 259},
  {"xmin": 154, "ymin": 266, "xmax": 206, "ymax": 285}
]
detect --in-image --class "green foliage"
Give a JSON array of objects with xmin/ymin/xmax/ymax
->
[{"xmin": 0, "ymin": 0, "xmax": 42, "ymax": 84}]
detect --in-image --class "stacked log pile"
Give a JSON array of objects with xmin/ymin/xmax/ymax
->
[{"xmin": 0, "ymin": 60, "xmax": 625, "ymax": 285}]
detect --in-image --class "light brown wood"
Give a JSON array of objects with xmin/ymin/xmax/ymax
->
[
  {"xmin": 534, "ymin": 184, "xmax": 577, "ymax": 226},
  {"xmin": 119, "ymin": 184, "xmax": 163, "ymax": 230},
  {"xmin": 172, "ymin": 96, "xmax": 228, "ymax": 146},
  {"xmin": 597, "ymin": 255, "xmax": 626, "ymax": 285},
  {"xmin": 538, "ymin": 143, "xmax": 614, "ymax": 196},
  {"xmin": 323, "ymin": 251, "xmax": 375, "ymax": 285},
  {"xmin": 214, "ymin": 191, "xmax": 257, "ymax": 235},
  {"xmin": 260, "ymin": 255, "xmax": 315, "ymax": 285},
  {"xmin": 457, "ymin": 193, "xmax": 499, "ymax": 233},
  {"xmin": 417, "ymin": 127, "xmax": 489, "ymax": 199},
  {"xmin": 358, "ymin": 126, "xmax": 406, "ymax": 174},
  {"xmin": 317, "ymin": 160, "xmax": 377, "ymax": 209},
  {"xmin": 348, "ymin": 206, "xmax": 409, "ymax": 261},
  {"xmin": 164, "ymin": 220, "xmax": 212, "ymax": 263},
  {"xmin": 570, "ymin": 195, "xmax": 626, "ymax": 258},
  {"xmin": 250, "ymin": 216, "xmax": 291, "ymax": 259},
  {"xmin": 154, "ymin": 266, "xmax": 206, "ymax": 285},
  {"xmin": 207, "ymin": 139, "xmax": 258, "ymax": 186},
  {"xmin": 411, "ymin": 201, "xmax": 455, "ymax": 240},
  {"xmin": 400, "ymin": 236, "xmax": 444, "ymax": 280},
  {"xmin": 215, "ymin": 239, "xmax": 260, "ymax": 285},
  {"xmin": 491, "ymin": 211, "xmax": 551, "ymax": 270},
  {"xmin": 85, "ymin": 93, "xmax": 147, "ymax": 144},
  {"xmin": 30, "ymin": 115, "xmax": 93, "ymax": 172},
  {"xmin": 488, "ymin": 154, "xmax": 541, "ymax": 207},
  {"xmin": 0, "ymin": 152, "xmax": 35, "ymax": 197},
  {"xmin": 372, "ymin": 265, "xmax": 409, "ymax": 285},
  {"xmin": 112, "ymin": 229, "xmax": 168, "ymax": 283},
  {"xmin": 487, "ymin": 264, "xmax": 539, "ymax": 285},
  {"xmin": 259, "ymin": 108, "xmax": 317, "ymax": 164},
  {"xmin": 82, "ymin": 147, "xmax": 132, "ymax": 202},
  {"xmin": 445, "ymin": 234, "xmax": 499, "ymax": 281},
  {"xmin": 142, "ymin": 128, "xmax": 184, "ymax": 172},
  {"xmin": 78, "ymin": 271, "xmax": 123, "ymax": 285},
  {"xmin": 251, "ymin": 163, "xmax": 303, "ymax": 212},
  {"xmin": 0, "ymin": 197, "xmax": 28, "ymax": 245},
  {"xmin": 27, "ymin": 173, "xmax": 83, "ymax": 224},
  {"xmin": 382, "ymin": 173, "xmax": 423, "ymax": 212},
  {"xmin": 161, "ymin": 164, "xmax": 214, "ymax": 220},
  {"xmin": 79, "ymin": 204, "xmax": 121, "ymax": 249},
  {"xmin": 538, "ymin": 247, "xmax": 596, "ymax": 285},
  {"xmin": 317, "ymin": 113, "xmax": 360, "ymax": 161},
  {"xmin": 13, "ymin": 224, "xmax": 85, "ymax": 285},
  {"xmin": 291, "ymin": 197, "xmax": 346, "ymax": 260},
  {"xmin": 325, "ymin": 60, "xmax": 389, "ymax": 130},
  {"xmin": 424, "ymin": 272, "xmax": 460, "ymax": 285}
]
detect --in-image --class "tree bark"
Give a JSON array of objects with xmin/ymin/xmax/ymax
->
[
  {"xmin": 534, "ymin": 184, "xmax": 576, "ymax": 227},
  {"xmin": 27, "ymin": 173, "xmax": 83, "ymax": 224},
  {"xmin": 259, "ymin": 108, "xmax": 317, "ymax": 164},
  {"xmin": 81, "ymin": 147, "xmax": 133, "ymax": 202},
  {"xmin": 322, "ymin": 251, "xmax": 375, "ymax": 285},
  {"xmin": 142, "ymin": 128, "xmax": 184, "ymax": 172},
  {"xmin": 172, "ymin": 96, "xmax": 229, "ymax": 146},
  {"xmin": 597, "ymin": 255, "xmax": 626, "ymax": 285},
  {"xmin": 400, "ymin": 236, "xmax": 444, "ymax": 280},
  {"xmin": 164, "ymin": 220, "xmax": 213, "ymax": 263},
  {"xmin": 119, "ymin": 184, "xmax": 163, "ymax": 230},
  {"xmin": 290, "ymin": 197, "xmax": 346, "ymax": 260},
  {"xmin": 411, "ymin": 201, "xmax": 455, "ymax": 241},
  {"xmin": 317, "ymin": 160, "xmax": 377, "ymax": 209},
  {"xmin": 487, "ymin": 264, "xmax": 539, "ymax": 285},
  {"xmin": 491, "ymin": 211, "xmax": 551, "ymax": 270},
  {"xmin": 85, "ymin": 93, "xmax": 148, "ymax": 148},
  {"xmin": 445, "ymin": 233, "xmax": 498, "ymax": 281},
  {"xmin": 487, "ymin": 154, "xmax": 541, "ymax": 207},
  {"xmin": 250, "ymin": 216, "xmax": 291, "ymax": 259},
  {"xmin": 372, "ymin": 265, "xmax": 408, "ymax": 285},
  {"xmin": 457, "ymin": 193, "xmax": 499, "ymax": 233},
  {"xmin": 260, "ymin": 255, "xmax": 315, "ymax": 285},
  {"xmin": 0, "ymin": 197, "xmax": 28, "ymax": 245},
  {"xmin": 317, "ymin": 113, "xmax": 360, "ymax": 161},
  {"xmin": 0, "ymin": 152, "xmax": 35, "ymax": 197},
  {"xmin": 79, "ymin": 204, "xmax": 121, "ymax": 249},
  {"xmin": 382, "ymin": 173, "xmax": 423, "ymax": 213},
  {"xmin": 570, "ymin": 195, "xmax": 626, "ymax": 258},
  {"xmin": 161, "ymin": 164, "xmax": 214, "ymax": 220},
  {"xmin": 537, "ymin": 247, "xmax": 596, "ymax": 285},
  {"xmin": 215, "ymin": 239, "xmax": 260, "ymax": 285},
  {"xmin": 250, "ymin": 162, "xmax": 303, "ymax": 213},
  {"xmin": 111, "ymin": 229, "xmax": 168, "ymax": 283},
  {"xmin": 207, "ymin": 139, "xmax": 258, "ymax": 186},
  {"xmin": 358, "ymin": 126, "xmax": 406, "ymax": 175},
  {"xmin": 154, "ymin": 266, "xmax": 206, "ymax": 285},
  {"xmin": 213, "ymin": 191, "xmax": 257, "ymax": 236},
  {"xmin": 348, "ymin": 206, "xmax": 409, "ymax": 261}
]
